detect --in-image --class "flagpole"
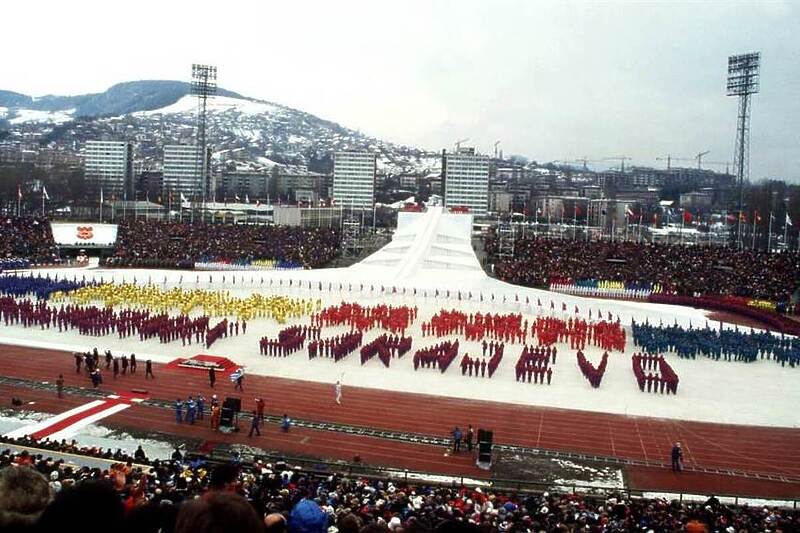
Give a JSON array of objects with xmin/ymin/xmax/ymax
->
[
  {"xmin": 17, "ymin": 185, "xmax": 21, "ymax": 216},
  {"xmin": 784, "ymin": 214, "xmax": 789, "ymax": 252},
  {"xmin": 637, "ymin": 213, "xmax": 642, "ymax": 244},
  {"xmin": 41, "ymin": 190, "xmax": 45, "ymax": 218},
  {"xmin": 573, "ymin": 205, "xmax": 577, "ymax": 240},
  {"xmin": 624, "ymin": 212, "xmax": 629, "ymax": 242},
  {"xmin": 585, "ymin": 201, "xmax": 590, "ymax": 242},
  {"xmin": 751, "ymin": 214, "xmax": 757, "ymax": 250},
  {"xmin": 767, "ymin": 213, "xmax": 773, "ymax": 253},
  {"xmin": 680, "ymin": 212, "xmax": 685, "ymax": 245}
]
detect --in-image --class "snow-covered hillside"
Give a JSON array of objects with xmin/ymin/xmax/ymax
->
[{"xmin": 0, "ymin": 81, "xmax": 441, "ymax": 176}]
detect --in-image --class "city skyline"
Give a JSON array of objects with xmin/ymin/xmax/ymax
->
[{"xmin": 4, "ymin": 0, "xmax": 799, "ymax": 180}]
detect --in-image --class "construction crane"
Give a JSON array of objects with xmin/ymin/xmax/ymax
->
[
  {"xmin": 604, "ymin": 156, "xmax": 632, "ymax": 173},
  {"xmin": 454, "ymin": 138, "xmax": 469, "ymax": 151},
  {"xmin": 493, "ymin": 140, "xmax": 501, "ymax": 159},
  {"xmin": 656, "ymin": 154, "xmax": 693, "ymax": 170},
  {"xmin": 573, "ymin": 156, "xmax": 605, "ymax": 171},
  {"xmin": 695, "ymin": 150, "xmax": 710, "ymax": 169}
]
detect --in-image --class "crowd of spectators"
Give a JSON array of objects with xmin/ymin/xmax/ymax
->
[
  {"xmin": 0, "ymin": 438, "xmax": 798, "ymax": 533},
  {"xmin": 0, "ymin": 217, "xmax": 59, "ymax": 267},
  {"xmin": 488, "ymin": 236, "xmax": 800, "ymax": 304},
  {"xmin": 105, "ymin": 220, "xmax": 340, "ymax": 269}
]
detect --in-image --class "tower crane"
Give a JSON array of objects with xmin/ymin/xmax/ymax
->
[
  {"xmin": 604, "ymin": 156, "xmax": 632, "ymax": 173},
  {"xmin": 454, "ymin": 138, "xmax": 469, "ymax": 151},
  {"xmin": 573, "ymin": 157, "xmax": 606, "ymax": 171},
  {"xmin": 494, "ymin": 140, "xmax": 501, "ymax": 159},
  {"xmin": 695, "ymin": 150, "xmax": 711, "ymax": 169}
]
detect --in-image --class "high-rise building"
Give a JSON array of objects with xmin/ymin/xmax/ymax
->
[
  {"xmin": 332, "ymin": 151, "xmax": 377, "ymax": 209},
  {"xmin": 162, "ymin": 145, "xmax": 210, "ymax": 201},
  {"xmin": 84, "ymin": 141, "xmax": 133, "ymax": 198},
  {"xmin": 442, "ymin": 147, "xmax": 489, "ymax": 216}
]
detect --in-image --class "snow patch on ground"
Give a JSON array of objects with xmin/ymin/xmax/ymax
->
[
  {"xmin": 0, "ymin": 409, "xmax": 175, "ymax": 460},
  {"xmin": 640, "ymin": 492, "xmax": 798, "ymax": 509},
  {"xmin": 137, "ymin": 95, "xmax": 280, "ymax": 117},
  {"xmin": 8, "ymin": 108, "xmax": 75, "ymax": 124}
]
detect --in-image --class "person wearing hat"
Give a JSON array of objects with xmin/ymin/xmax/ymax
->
[{"xmin": 290, "ymin": 498, "xmax": 328, "ymax": 533}]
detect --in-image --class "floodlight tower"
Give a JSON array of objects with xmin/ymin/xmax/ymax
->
[
  {"xmin": 727, "ymin": 52, "xmax": 760, "ymax": 248},
  {"xmin": 191, "ymin": 64, "xmax": 217, "ymax": 206}
]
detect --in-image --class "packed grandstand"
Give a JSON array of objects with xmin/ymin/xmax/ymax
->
[
  {"xmin": 1, "ymin": 439, "xmax": 798, "ymax": 533},
  {"xmin": 1, "ymin": 213, "xmax": 799, "ymax": 533}
]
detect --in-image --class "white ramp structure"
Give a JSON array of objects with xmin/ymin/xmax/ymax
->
[{"xmin": 353, "ymin": 208, "xmax": 483, "ymax": 282}]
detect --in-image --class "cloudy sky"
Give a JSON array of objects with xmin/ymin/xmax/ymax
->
[{"xmin": 4, "ymin": 1, "xmax": 799, "ymax": 179}]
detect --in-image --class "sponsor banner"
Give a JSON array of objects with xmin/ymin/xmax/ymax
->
[{"xmin": 50, "ymin": 222, "xmax": 118, "ymax": 247}]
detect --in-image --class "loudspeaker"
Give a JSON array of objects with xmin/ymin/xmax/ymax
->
[
  {"xmin": 220, "ymin": 397, "xmax": 241, "ymax": 427},
  {"xmin": 477, "ymin": 428, "xmax": 493, "ymax": 464},
  {"xmin": 223, "ymin": 397, "xmax": 241, "ymax": 412}
]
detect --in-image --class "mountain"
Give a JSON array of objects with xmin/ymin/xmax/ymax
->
[
  {"xmin": 0, "ymin": 80, "xmax": 440, "ymax": 176},
  {"xmin": 0, "ymin": 81, "xmax": 243, "ymax": 118}
]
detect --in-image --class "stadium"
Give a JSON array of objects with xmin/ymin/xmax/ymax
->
[{"xmin": 0, "ymin": 206, "xmax": 799, "ymax": 531}]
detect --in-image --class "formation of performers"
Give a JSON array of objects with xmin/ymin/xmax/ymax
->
[
  {"xmin": 460, "ymin": 341, "xmax": 504, "ymax": 378},
  {"xmin": 360, "ymin": 334, "xmax": 413, "ymax": 367},
  {"xmin": 533, "ymin": 316, "xmax": 625, "ymax": 352},
  {"xmin": 576, "ymin": 350, "xmax": 608, "ymax": 388},
  {"xmin": 0, "ymin": 274, "xmax": 85, "ymax": 300},
  {"xmin": 308, "ymin": 332, "xmax": 363, "ymax": 361},
  {"xmin": 58, "ymin": 282, "xmax": 318, "ymax": 323},
  {"xmin": 413, "ymin": 340, "xmax": 459, "ymax": 372},
  {"xmin": 632, "ymin": 353, "xmax": 680, "ymax": 394},
  {"xmin": 0, "ymin": 295, "xmax": 245, "ymax": 350},
  {"xmin": 311, "ymin": 303, "xmax": 417, "ymax": 334},
  {"xmin": 422, "ymin": 310, "xmax": 527, "ymax": 344},
  {"xmin": 260, "ymin": 325, "xmax": 312, "ymax": 356},
  {"xmin": 631, "ymin": 321, "xmax": 800, "ymax": 367},
  {"xmin": 514, "ymin": 345, "xmax": 557, "ymax": 384}
]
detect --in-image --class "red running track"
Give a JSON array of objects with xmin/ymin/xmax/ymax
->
[{"xmin": 1, "ymin": 344, "xmax": 799, "ymax": 487}]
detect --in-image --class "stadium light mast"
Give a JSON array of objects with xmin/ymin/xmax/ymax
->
[
  {"xmin": 727, "ymin": 52, "xmax": 760, "ymax": 249},
  {"xmin": 191, "ymin": 64, "xmax": 217, "ymax": 214}
]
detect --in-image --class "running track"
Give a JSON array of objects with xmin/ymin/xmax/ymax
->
[{"xmin": 1, "ymin": 344, "xmax": 799, "ymax": 497}]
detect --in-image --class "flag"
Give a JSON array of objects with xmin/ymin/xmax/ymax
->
[
  {"xmin": 682, "ymin": 210, "xmax": 693, "ymax": 224},
  {"xmin": 787, "ymin": 214, "xmax": 793, "ymax": 227},
  {"xmin": 245, "ymin": 194, "xmax": 250, "ymax": 203},
  {"xmin": 180, "ymin": 193, "xmax": 188, "ymax": 204},
  {"xmin": 42, "ymin": 186, "xmax": 49, "ymax": 200},
  {"xmin": 256, "ymin": 200, "xmax": 261, "ymax": 207},
  {"xmin": 17, "ymin": 184, "xmax": 22, "ymax": 199},
  {"xmin": 100, "ymin": 188, "xmax": 104, "ymax": 205},
  {"xmin": 739, "ymin": 212, "xmax": 747, "ymax": 223},
  {"xmin": 574, "ymin": 204, "xmax": 582, "ymax": 216},
  {"xmin": 235, "ymin": 195, "xmax": 241, "ymax": 202},
  {"xmin": 626, "ymin": 207, "xmax": 634, "ymax": 218},
  {"xmin": 754, "ymin": 210, "xmax": 762, "ymax": 224}
]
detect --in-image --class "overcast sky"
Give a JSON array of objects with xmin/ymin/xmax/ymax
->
[{"xmin": 4, "ymin": 1, "xmax": 799, "ymax": 179}]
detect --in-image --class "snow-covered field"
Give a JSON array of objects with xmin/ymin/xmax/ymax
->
[{"xmin": 2, "ymin": 208, "xmax": 797, "ymax": 428}]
